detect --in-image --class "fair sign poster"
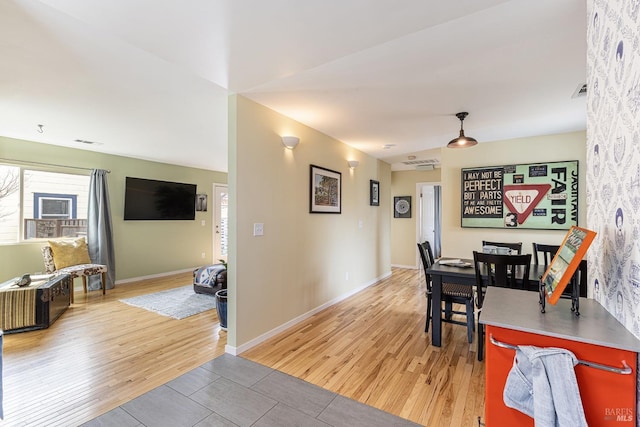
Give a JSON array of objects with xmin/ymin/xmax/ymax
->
[{"xmin": 461, "ymin": 160, "xmax": 578, "ymax": 230}]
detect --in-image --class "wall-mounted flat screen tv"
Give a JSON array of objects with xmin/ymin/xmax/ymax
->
[{"xmin": 124, "ymin": 177, "xmax": 197, "ymax": 220}]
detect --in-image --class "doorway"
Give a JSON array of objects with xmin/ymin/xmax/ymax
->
[
  {"xmin": 417, "ymin": 183, "xmax": 442, "ymax": 259},
  {"xmin": 213, "ymin": 184, "xmax": 228, "ymax": 263}
]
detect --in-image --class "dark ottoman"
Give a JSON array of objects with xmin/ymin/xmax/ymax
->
[{"xmin": 193, "ymin": 264, "xmax": 227, "ymax": 296}]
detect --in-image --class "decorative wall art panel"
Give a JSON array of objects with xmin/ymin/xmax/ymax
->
[{"xmin": 461, "ymin": 161, "xmax": 578, "ymax": 230}]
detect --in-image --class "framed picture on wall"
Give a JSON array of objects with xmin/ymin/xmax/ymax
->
[
  {"xmin": 460, "ymin": 160, "xmax": 579, "ymax": 230},
  {"xmin": 394, "ymin": 196, "xmax": 411, "ymax": 218},
  {"xmin": 310, "ymin": 164, "xmax": 341, "ymax": 213},
  {"xmin": 195, "ymin": 194, "xmax": 208, "ymax": 211},
  {"xmin": 370, "ymin": 180, "xmax": 380, "ymax": 206}
]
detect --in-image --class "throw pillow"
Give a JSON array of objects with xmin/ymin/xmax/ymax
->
[{"xmin": 48, "ymin": 238, "xmax": 92, "ymax": 269}]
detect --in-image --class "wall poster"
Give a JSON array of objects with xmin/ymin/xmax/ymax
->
[{"xmin": 461, "ymin": 160, "xmax": 578, "ymax": 230}]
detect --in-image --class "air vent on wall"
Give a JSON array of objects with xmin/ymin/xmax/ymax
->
[{"xmin": 572, "ymin": 83, "xmax": 587, "ymax": 98}]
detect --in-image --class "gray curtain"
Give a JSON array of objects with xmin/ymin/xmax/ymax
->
[
  {"xmin": 87, "ymin": 169, "xmax": 115, "ymax": 290},
  {"xmin": 434, "ymin": 185, "xmax": 442, "ymax": 258}
]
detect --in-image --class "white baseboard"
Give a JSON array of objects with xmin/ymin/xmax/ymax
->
[
  {"xmin": 391, "ymin": 263, "xmax": 418, "ymax": 269},
  {"xmin": 225, "ymin": 270, "xmax": 392, "ymax": 356},
  {"xmin": 115, "ymin": 267, "xmax": 199, "ymax": 285}
]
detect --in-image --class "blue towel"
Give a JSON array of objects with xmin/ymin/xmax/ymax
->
[{"xmin": 503, "ymin": 345, "xmax": 587, "ymax": 427}]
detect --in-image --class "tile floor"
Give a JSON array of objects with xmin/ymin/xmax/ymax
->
[{"xmin": 81, "ymin": 354, "xmax": 422, "ymax": 427}]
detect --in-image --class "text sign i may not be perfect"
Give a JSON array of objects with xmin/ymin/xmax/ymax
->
[{"xmin": 460, "ymin": 161, "xmax": 578, "ymax": 230}]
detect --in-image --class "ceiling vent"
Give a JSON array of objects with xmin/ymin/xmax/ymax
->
[
  {"xmin": 572, "ymin": 83, "xmax": 587, "ymax": 98},
  {"xmin": 402, "ymin": 158, "xmax": 440, "ymax": 167},
  {"xmin": 400, "ymin": 158, "xmax": 440, "ymax": 171},
  {"xmin": 415, "ymin": 164, "xmax": 435, "ymax": 171}
]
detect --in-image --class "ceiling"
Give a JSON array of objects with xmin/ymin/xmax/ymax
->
[{"xmin": 0, "ymin": 0, "xmax": 586, "ymax": 173}]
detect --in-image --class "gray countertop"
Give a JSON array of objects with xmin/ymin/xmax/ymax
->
[{"xmin": 481, "ymin": 287, "xmax": 640, "ymax": 352}]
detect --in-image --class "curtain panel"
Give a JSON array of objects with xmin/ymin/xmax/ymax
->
[{"xmin": 87, "ymin": 169, "xmax": 115, "ymax": 290}]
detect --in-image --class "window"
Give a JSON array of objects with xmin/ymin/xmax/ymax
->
[
  {"xmin": 0, "ymin": 165, "xmax": 90, "ymax": 243},
  {"xmin": 34, "ymin": 193, "xmax": 78, "ymax": 219},
  {"xmin": 0, "ymin": 165, "xmax": 20, "ymax": 243}
]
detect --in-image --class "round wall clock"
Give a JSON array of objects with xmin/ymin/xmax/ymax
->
[{"xmin": 394, "ymin": 196, "xmax": 411, "ymax": 218}]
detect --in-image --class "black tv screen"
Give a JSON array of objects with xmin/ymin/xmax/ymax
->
[{"xmin": 124, "ymin": 177, "xmax": 197, "ymax": 220}]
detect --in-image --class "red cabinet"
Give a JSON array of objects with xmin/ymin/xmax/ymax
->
[
  {"xmin": 481, "ymin": 288, "xmax": 640, "ymax": 427},
  {"xmin": 486, "ymin": 325, "xmax": 636, "ymax": 426}
]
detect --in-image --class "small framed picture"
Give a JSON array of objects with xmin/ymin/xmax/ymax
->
[
  {"xmin": 370, "ymin": 180, "xmax": 380, "ymax": 206},
  {"xmin": 394, "ymin": 196, "xmax": 411, "ymax": 218},
  {"xmin": 196, "ymin": 194, "xmax": 208, "ymax": 212},
  {"xmin": 310, "ymin": 164, "xmax": 341, "ymax": 214}
]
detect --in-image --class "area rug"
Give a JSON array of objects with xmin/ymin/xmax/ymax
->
[{"xmin": 120, "ymin": 285, "xmax": 217, "ymax": 320}]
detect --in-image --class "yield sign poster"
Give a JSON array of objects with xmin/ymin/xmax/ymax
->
[
  {"xmin": 503, "ymin": 184, "xmax": 551, "ymax": 225},
  {"xmin": 461, "ymin": 161, "xmax": 578, "ymax": 230}
]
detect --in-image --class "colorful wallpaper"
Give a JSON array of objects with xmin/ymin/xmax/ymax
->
[
  {"xmin": 587, "ymin": 1, "xmax": 640, "ymax": 420},
  {"xmin": 587, "ymin": 0, "xmax": 640, "ymax": 336}
]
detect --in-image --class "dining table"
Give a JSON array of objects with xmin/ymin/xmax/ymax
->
[{"xmin": 425, "ymin": 258, "xmax": 548, "ymax": 347}]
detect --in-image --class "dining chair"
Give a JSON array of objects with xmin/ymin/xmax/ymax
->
[
  {"xmin": 482, "ymin": 240, "xmax": 522, "ymax": 254},
  {"xmin": 472, "ymin": 251, "xmax": 532, "ymax": 361},
  {"xmin": 532, "ymin": 242, "xmax": 559, "ymax": 266},
  {"xmin": 533, "ymin": 242, "xmax": 587, "ymax": 299},
  {"xmin": 417, "ymin": 242, "xmax": 475, "ymax": 343}
]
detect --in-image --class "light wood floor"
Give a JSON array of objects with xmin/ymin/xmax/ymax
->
[
  {"xmin": 1, "ymin": 267, "xmax": 484, "ymax": 426},
  {"xmin": 243, "ymin": 267, "xmax": 485, "ymax": 426}
]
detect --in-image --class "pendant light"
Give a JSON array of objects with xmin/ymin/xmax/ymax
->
[{"xmin": 447, "ymin": 112, "xmax": 478, "ymax": 148}]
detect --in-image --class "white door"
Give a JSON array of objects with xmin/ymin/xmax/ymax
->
[
  {"xmin": 421, "ymin": 185, "xmax": 436, "ymax": 248},
  {"xmin": 417, "ymin": 183, "xmax": 442, "ymax": 259},
  {"xmin": 213, "ymin": 184, "xmax": 228, "ymax": 263}
]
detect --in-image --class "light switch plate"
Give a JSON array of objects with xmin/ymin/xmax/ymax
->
[{"xmin": 253, "ymin": 223, "xmax": 264, "ymax": 236}]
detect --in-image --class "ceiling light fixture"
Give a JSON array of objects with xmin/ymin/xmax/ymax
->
[
  {"xmin": 447, "ymin": 112, "xmax": 478, "ymax": 148},
  {"xmin": 281, "ymin": 135, "xmax": 300, "ymax": 149}
]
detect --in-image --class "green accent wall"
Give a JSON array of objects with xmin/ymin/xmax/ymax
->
[{"xmin": 0, "ymin": 136, "xmax": 226, "ymax": 282}]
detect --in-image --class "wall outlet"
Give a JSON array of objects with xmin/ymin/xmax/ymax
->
[
  {"xmin": 253, "ymin": 223, "xmax": 264, "ymax": 236},
  {"xmin": 201, "ymin": 252, "xmax": 206, "ymax": 259},
  {"xmin": 201, "ymin": 220, "xmax": 206, "ymax": 226}
]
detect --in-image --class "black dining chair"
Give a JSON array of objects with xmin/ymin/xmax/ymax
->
[
  {"xmin": 532, "ymin": 242, "xmax": 559, "ymax": 266},
  {"xmin": 481, "ymin": 240, "xmax": 522, "ymax": 254},
  {"xmin": 533, "ymin": 242, "xmax": 587, "ymax": 299},
  {"xmin": 472, "ymin": 251, "xmax": 532, "ymax": 361},
  {"xmin": 417, "ymin": 242, "xmax": 475, "ymax": 343}
]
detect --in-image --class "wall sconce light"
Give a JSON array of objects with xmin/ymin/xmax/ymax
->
[
  {"xmin": 281, "ymin": 136, "xmax": 300, "ymax": 149},
  {"xmin": 348, "ymin": 160, "xmax": 360, "ymax": 169},
  {"xmin": 447, "ymin": 112, "xmax": 478, "ymax": 148}
]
